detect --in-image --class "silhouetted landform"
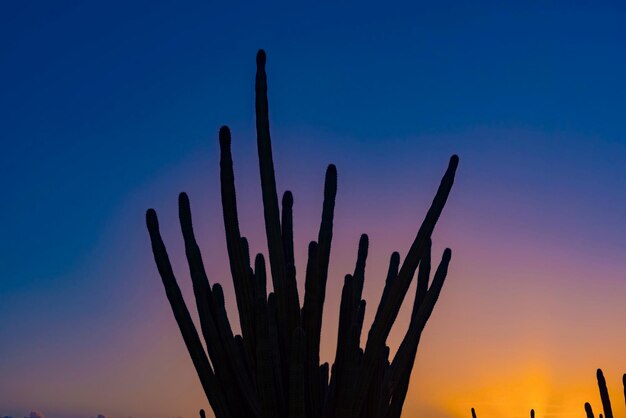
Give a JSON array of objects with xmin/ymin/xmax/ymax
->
[
  {"xmin": 147, "ymin": 49, "xmax": 458, "ymax": 418},
  {"xmin": 471, "ymin": 369, "xmax": 626, "ymax": 418}
]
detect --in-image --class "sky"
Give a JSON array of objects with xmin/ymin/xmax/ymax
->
[{"xmin": 1, "ymin": 1, "xmax": 626, "ymax": 417}]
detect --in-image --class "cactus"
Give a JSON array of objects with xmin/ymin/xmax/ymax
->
[
  {"xmin": 584, "ymin": 369, "xmax": 626, "ymax": 418},
  {"xmin": 471, "ymin": 369, "xmax": 626, "ymax": 418},
  {"xmin": 597, "ymin": 369, "xmax": 615, "ymax": 418},
  {"xmin": 147, "ymin": 49, "xmax": 458, "ymax": 418}
]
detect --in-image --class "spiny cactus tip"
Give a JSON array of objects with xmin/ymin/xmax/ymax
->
[
  {"xmin": 450, "ymin": 154, "xmax": 459, "ymax": 166},
  {"xmin": 146, "ymin": 209, "xmax": 158, "ymax": 228},
  {"xmin": 283, "ymin": 190, "xmax": 294, "ymax": 207},
  {"xmin": 257, "ymin": 49, "xmax": 266, "ymax": 66},
  {"xmin": 360, "ymin": 233, "xmax": 369, "ymax": 245},
  {"xmin": 324, "ymin": 164, "xmax": 338, "ymax": 197},
  {"xmin": 219, "ymin": 125, "xmax": 231, "ymax": 147}
]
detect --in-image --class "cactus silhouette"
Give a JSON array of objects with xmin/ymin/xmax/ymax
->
[
  {"xmin": 472, "ymin": 370, "xmax": 626, "ymax": 418},
  {"xmin": 584, "ymin": 369, "xmax": 626, "ymax": 418},
  {"xmin": 598, "ymin": 369, "xmax": 615, "ymax": 418},
  {"xmin": 146, "ymin": 49, "xmax": 458, "ymax": 418}
]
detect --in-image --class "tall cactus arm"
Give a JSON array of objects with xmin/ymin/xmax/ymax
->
[
  {"xmin": 374, "ymin": 251, "xmax": 400, "ymax": 325},
  {"xmin": 381, "ymin": 246, "xmax": 450, "ymax": 418},
  {"xmin": 282, "ymin": 191, "xmax": 301, "ymax": 332},
  {"xmin": 268, "ymin": 292, "xmax": 287, "ymax": 417},
  {"xmin": 179, "ymin": 192, "xmax": 259, "ymax": 417},
  {"xmin": 597, "ymin": 369, "xmax": 614, "ymax": 418},
  {"xmin": 146, "ymin": 209, "xmax": 230, "ymax": 418},
  {"xmin": 302, "ymin": 164, "xmax": 337, "ymax": 351},
  {"xmin": 368, "ymin": 156, "xmax": 457, "ymax": 347},
  {"xmin": 254, "ymin": 254, "xmax": 280, "ymax": 418},
  {"xmin": 302, "ymin": 240, "xmax": 321, "ymax": 418},
  {"xmin": 302, "ymin": 164, "xmax": 337, "ymax": 417},
  {"xmin": 351, "ymin": 155, "xmax": 458, "ymax": 418},
  {"xmin": 289, "ymin": 327, "xmax": 307, "ymax": 418},
  {"xmin": 384, "ymin": 365, "xmax": 410, "ymax": 418},
  {"xmin": 219, "ymin": 126, "xmax": 257, "ymax": 360},
  {"xmin": 385, "ymin": 248, "xmax": 450, "ymax": 398},
  {"xmin": 255, "ymin": 50, "xmax": 300, "ymax": 353}
]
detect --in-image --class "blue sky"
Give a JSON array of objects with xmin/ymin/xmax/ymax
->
[{"xmin": 2, "ymin": 1, "xmax": 625, "ymax": 290}]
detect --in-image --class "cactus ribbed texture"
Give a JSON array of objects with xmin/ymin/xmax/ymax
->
[{"xmin": 147, "ymin": 49, "xmax": 458, "ymax": 418}]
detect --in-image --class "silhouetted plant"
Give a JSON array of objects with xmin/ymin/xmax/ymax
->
[
  {"xmin": 586, "ymin": 402, "xmax": 596, "ymax": 418},
  {"xmin": 472, "ymin": 369, "xmax": 626, "ymax": 418},
  {"xmin": 584, "ymin": 369, "xmax": 626, "ymax": 418},
  {"xmin": 146, "ymin": 49, "xmax": 459, "ymax": 418}
]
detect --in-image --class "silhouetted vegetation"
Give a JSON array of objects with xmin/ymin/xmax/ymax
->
[
  {"xmin": 584, "ymin": 369, "xmax": 626, "ymax": 418},
  {"xmin": 472, "ymin": 369, "xmax": 626, "ymax": 418},
  {"xmin": 147, "ymin": 49, "xmax": 458, "ymax": 418}
]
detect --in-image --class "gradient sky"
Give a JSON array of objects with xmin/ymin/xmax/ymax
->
[{"xmin": 2, "ymin": 2, "xmax": 626, "ymax": 418}]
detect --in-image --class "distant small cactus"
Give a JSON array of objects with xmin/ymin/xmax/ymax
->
[
  {"xmin": 472, "ymin": 369, "xmax": 626, "ymax": 418},
  {"xmin": 584, "ymin": 368, "xmax": 626, "ymax": 418}
]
